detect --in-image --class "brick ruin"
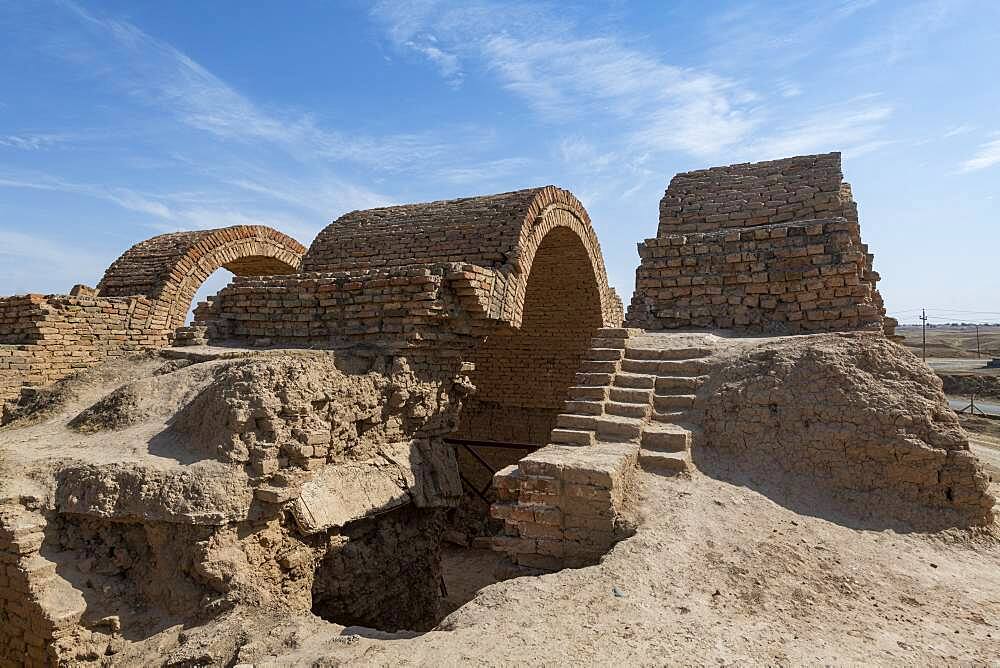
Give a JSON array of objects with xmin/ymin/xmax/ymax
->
[
  {"xmin": 0, "ymin": 153, "xmax": 994, "ymax": 665},
  {"xmin": 627, "ymin": 152, "xmax": 896, "ymax": 335},
  {"xmin": 0, "ymin": 226, "xmax": 305, "ymax": 402}
]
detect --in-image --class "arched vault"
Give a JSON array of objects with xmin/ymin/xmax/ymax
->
[{"xmin": 98, "ymin": 225, "xmax": 305, "ymax": 331}]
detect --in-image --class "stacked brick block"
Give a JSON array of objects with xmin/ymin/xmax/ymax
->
[
  {"xmin": 629, "ymin": 219, "xmax": 884, "ymax": 332},
  {"xmin": 627, "ymin": 153, "xmax": 893, "ymax": 335},
  {"xmin": 490, "ymin": 442, "xmax": 638, "ymax": 570}
]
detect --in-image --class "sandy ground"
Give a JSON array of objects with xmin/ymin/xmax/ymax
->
[
  {"xmin": 5, "ymin": 348, "xmax": 999, "ymax": 665},
  {"xmin": 897, "ymin": 325, "xmax": 1000, "ymax": 361},
  {"xmin": 154, "ymin": 467, "xmax": 999, "ymax": 666},
  {"xmin": 963, "ymin": 415, "xmax": 1000, "ymax": 479}
]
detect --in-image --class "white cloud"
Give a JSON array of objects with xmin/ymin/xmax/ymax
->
[
  {"xmin": 777, "ymin": 81, "xmax": 803, "ymax": 98},
  {"xmin": 943, "ymin": 124, "xmax": 975, "ymax": 139},
  {"xmin": 404, "ymin": 36, "xmax": 463, "ymax": 87},
  {"xmin": 844, "ymin": 0, "xmax": 956, "ymax": 65},
  {"xmin": 55, "ymin": 1, "xmax": 487, "ymax": 174},
  {"xmin": 372, "ymin": 1, "xmax": 759, "ymax": 158},
  {"xmin": 960, "ymin": 137, "xmax": 1000, "ymax": 173},
  {"xmin": 432, "ymin": 157, "xmax": 532, "ymax": 185},
  {"xmin": 558, "ymin": 137, "xmax": 615, "ymax": 170},
  {"xmin": 0, "ymin": 171, "xmax": 172, "ymax": 218},
  {"xmin": 0, "ymin": 133, "xmax": 74, "ymax": 150},
  {"xmin": 0, "ymin": 228, "xmax": 107, "ymax": 294},
  {"xmin": 742, "ymin": 100, "xmax": 893, "ymax": 161}
]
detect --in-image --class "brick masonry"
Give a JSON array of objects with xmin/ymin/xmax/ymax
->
[
  {"xmin": 0, "ymin": 226, "xmax": 305, "ymax": 402},
  {"xmin": 627, "ymin": 153, "xmax": 896, "ymax": 335},
  {"xmin": 203, "ymin": 188, "xmax": 623, "ymax": 448},
  {"xmin": 490, "ymin": 441, "xmax": 639, "ymax": 569}
]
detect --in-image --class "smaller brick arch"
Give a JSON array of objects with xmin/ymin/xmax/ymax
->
[{"xmin": 98, "ymin": 225, "xmax": 305, "ymax": 331}]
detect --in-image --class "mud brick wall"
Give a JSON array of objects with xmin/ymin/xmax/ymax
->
[
  {"xmin": 455, "ymin": 226, "xmax": 606, "ymax": 445},
  {"xmin": 0, "ymin": 508, "xmax": 82, "ymax": 667},
  {"xmin": 628, "ymin": 219, "xmax": 885, "ymax": 333},
  {"xmin": 629, "ymin": 152, "xmax": 890, "ymax": 334},
  {"xmin": 203, "ymin": 263, "xmax": 497, "ymax": 350},
  {"xmin": 1, "ymin": 225, "xmax": 307, "ymax": 404},
  {"xmin": 656, "ymin": 152, "xmax": 851, "ymax": 235},
  {"xmin": 0, "ymin": 294, "xmax": 158, "ymax": 402},
  {"xmin": 490, "ymin": 442, "xmax": 638, "ymax": 570}
]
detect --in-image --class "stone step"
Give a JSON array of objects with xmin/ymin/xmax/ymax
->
[
  {"xmin": 655, "ymin": 376, "xmax": 706, "ymax": 393},
  {"xmin": 591, "ymin": 337, "xmax": 628, "ymax": 350},
  {"xmin": 658, "ymin": 359, "xmax": 712, "ymax": 376},
  {"xmin": 641, "ymin": 423, "xmax": 691, "ymax": 452},
  {"xmin": 613, "ymin": 372, "xmax": 655, "ymax": 389},
  {"xmin": 653, "ymin": 394, "xmax": 697, "ymax": 411},
  {"xmin": 567, "ymin": 386, "xmax": 608, "ymax": 401},
  {"xmin": 575, "ymin": 372, "xmax": 614, "ymax": 387},
  {"xmin": 594, "ymin": 415, "xmax": 645, "ymax": 443},
  {"xmin": 586, "ymin": 347, "xmax": 625, "ymax": 362},
  {"xmin": 563, "ymin": 400, "xmax": 604, "ymax": 416},
  {"xmin": 595, "ymin": 327, "xmax": 634, "ymax": 338},
  {"xmin": 625, "ymin": 346, "xmax": 713, "ymax": 361},
  {"xmin": 579, "ymin": 360, "xmax": 619, "ymax": 374},
  {"xmin": 608, "ymin": 387, "xmax": 651, "ymax": 404},
  {"xmin": 638, "ymin": 449, "xmax": 689, "ymax": 474},
  {"xmin": 551, "ymin": 428, "xmax": 594, "ymax": 446},
  {"xmin": 652, "ymin": 409, "xmax": 690, "ymax": 423},
  {"xmin": 605, "ymin": 401, "xmax": 650, "ymax": 419},
  {"xmin": 620, "ymin": 358, "xmax": 661, "ymax": 374},
  {"xmin": 556, "ymin": 413, "xmax": 598, "ymax": 431}
]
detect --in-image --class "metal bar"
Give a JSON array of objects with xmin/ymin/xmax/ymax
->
[
  {"xmin": 461, "ymin": 442, "xmax": 498, "ymax": 476},
  {"xmin": 443, "ymin": 437, "xmax": 541, "ymax": 451},
  {"xmin": 458, "ymin": 471, "xmax": 491, "ymax": 504}
]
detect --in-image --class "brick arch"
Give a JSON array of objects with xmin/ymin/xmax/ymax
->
[
  {"xmin": 300, "ymin": 186, "xmax": 622, "ymax": 445},
  {"xmin": 457, "ymin": 219, "xmax": 613, "ymax": 445},
  {"xmin": 302, "ymin": 186, "xmax": 621, "ymax": 330},
  {"xmin": 98, "ymin": 225, "xmax": 305, "ymax": 331}
]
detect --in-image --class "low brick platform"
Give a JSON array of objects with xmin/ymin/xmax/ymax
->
[{"xmin": 491, "ymin": 441, "xmax": 638, "ymax": 570}]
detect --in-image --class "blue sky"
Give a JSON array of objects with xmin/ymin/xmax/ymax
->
[{"xmin": 1, "ymin": 0, "xmax": 998, "ymax": 325}]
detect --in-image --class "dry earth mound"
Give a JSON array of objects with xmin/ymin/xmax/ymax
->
[{"xmin": 697, "ymin": 332, "xmax": 995, "ymax": 529}]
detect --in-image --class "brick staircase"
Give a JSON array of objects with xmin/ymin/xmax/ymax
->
[{"xmin": 551, "ymin": 328, "xmax": 712, "ymax": 474}]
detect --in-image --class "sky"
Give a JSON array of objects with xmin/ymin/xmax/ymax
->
[{"xmin": 0, "ymin": 0, "xmax": 998, "ymax": 325}]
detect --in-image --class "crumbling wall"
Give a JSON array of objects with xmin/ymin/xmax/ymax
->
[
  {"xmin": 629, "ymin": 218, "xmax": 883, "ymax": 333},
  {"xmin": 203, "ymin": 264, "xmax": 498, "ymax": 350},
  {"xmin": 695, "ymin": 333, "xmax": 995, "ymax": 528},
  {"xmin": 627, "ymin": 153, "xmax": 891, "ymax": 335},
  {"xmin": 0, "ymin": 294, "xmax": 158, "ymax": 402},
  {"xmin": 0, "ymin": 348, "xmax": 470, "ymax": 663}
]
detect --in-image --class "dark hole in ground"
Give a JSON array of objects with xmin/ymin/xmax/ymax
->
[{"xmin": 310, "ymin": 503, "xmax": 508, "ymax": 633}]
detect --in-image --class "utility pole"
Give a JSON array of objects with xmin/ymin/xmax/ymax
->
[
  {"xmin": 920, "ymin": 309, "xmax": 928, "ymax": 361},
  {"xmin": 976, "ymin": 324, "xmax": 981, "ymax": 359}
]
